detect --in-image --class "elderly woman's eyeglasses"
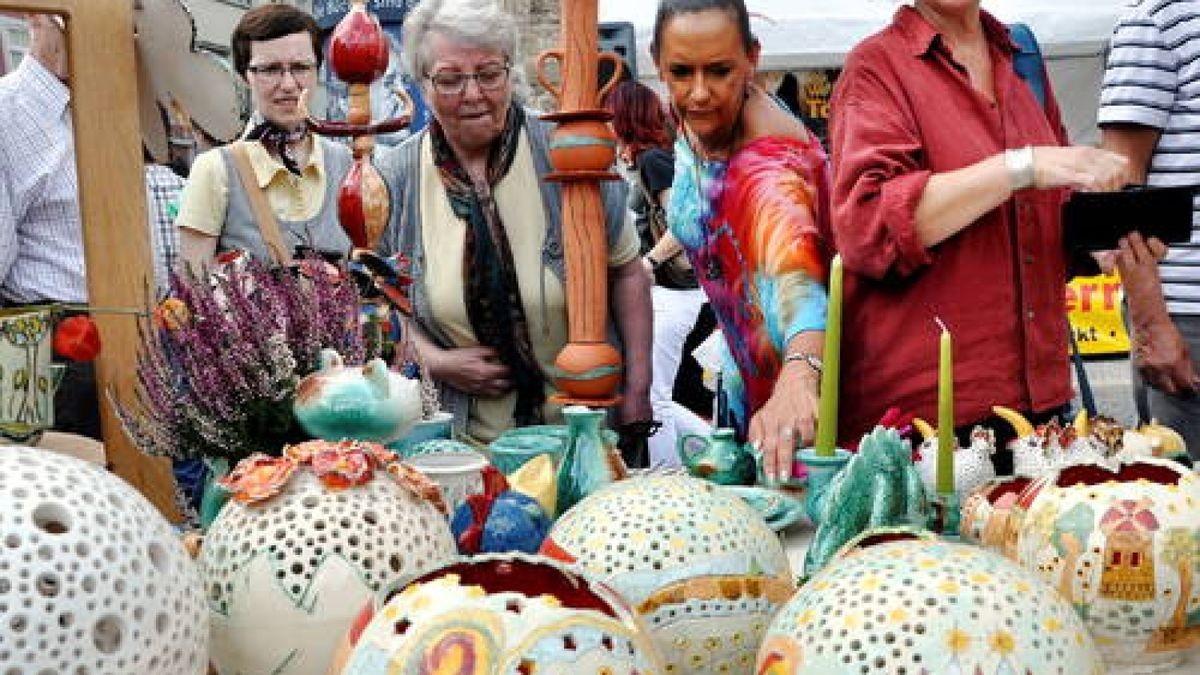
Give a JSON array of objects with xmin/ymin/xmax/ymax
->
[
  {"xmin": 246, "ymin": 61, "xmax": 318, "ymax": 82},
  {"xmin": 426, "ymin": 64, "xmax": 510, "ymax": 96}
]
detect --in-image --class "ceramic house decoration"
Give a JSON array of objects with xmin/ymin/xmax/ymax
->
[
  {"xmin": 200, "ymin": 440, "xmax": 456, "ymax": 675},
  {"xmin": 540, "ymin": 474, "xmax": 794, "ymax": 674}
]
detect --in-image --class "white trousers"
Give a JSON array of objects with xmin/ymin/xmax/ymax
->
[{"xmin": 648, "ymin": 285, "xmax": 711, "ymax": 467}]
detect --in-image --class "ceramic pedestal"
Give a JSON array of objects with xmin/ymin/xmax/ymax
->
[
  {"xmin": 0, "ymin": 446, "xmax": 208, "ymax": 673},
  {"xmin": 541, "ymin": 474, "xmax": 794, "ymax": 675},
  {"xmin": 201, "ymin": 448, "xmax": 456, "ymax": 675},
  {"xmin": 1014, "ymin": 458, "xmax": 1200, "ymax": 671}
]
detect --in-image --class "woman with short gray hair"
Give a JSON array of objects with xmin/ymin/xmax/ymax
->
[{"xmin": 376, "ymin": 0, "xmax": 654, "ymax": 448}]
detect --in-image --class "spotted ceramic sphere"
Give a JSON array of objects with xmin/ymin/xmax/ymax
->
[
  {"xmin": 756, "ymin": 535, "xmax": 1103, "ymax": 675},
  {"xmin": 1012, "ymin": 458, "xmax": 1200, "ymax": 671},
  {"xmin": 201, "ymin": 469, "xmax": 455, "ymax": 675},
  {"xmin": 541, "ymin": 474, "xmax": 794, "ymax": 675},
  {"xmin": 336, "ymin": 554, "xmax": 664, "ymax": 673},
  {"xmin": 0, "ymin": 446, "xmax": 208, "ymax": 674}
]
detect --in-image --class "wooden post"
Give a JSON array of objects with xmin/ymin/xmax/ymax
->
[{"xmin": 2, "ymin": 0, "xmax": 179, "ymax": 520}]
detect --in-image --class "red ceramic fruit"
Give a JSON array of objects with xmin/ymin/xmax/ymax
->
[
  {"xmin": 327, "ymin": 0, "xmax": 389, "ymax": 85},
  {"xmin": 52, "ymin": 315, "xmax": 101, "ymax": 362}
]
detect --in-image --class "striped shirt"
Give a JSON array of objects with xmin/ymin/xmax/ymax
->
[
  {"xmin": 1099, "ymin": 0, "xmax": 1200, "ymax": 315},
  {"xmin": 0, "ymin": 55, "xmax": 86, "ymax": 304}
]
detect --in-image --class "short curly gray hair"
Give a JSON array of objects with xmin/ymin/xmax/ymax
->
[{"xmin": 402, "ymin": 0, "xmax": 520, "ymax": 80}]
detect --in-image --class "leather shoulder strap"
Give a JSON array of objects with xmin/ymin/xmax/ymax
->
[{"xmin": 229, "ymin": 141, "xmax": 292, "ymax": 265}]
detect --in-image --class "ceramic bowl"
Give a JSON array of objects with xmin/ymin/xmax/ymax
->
[
  {"xmin": 405, "ymin": 450, "xmax": 489, "ymax": 515},
  {"xmin": 388, "ymin": 411, "xmax": 453, "ymax": 456}
]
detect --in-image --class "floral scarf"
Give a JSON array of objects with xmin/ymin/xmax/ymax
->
[
  {"xmin": 244, "ymin": 112, "xmax": 308, "ymax": 176},
  {"xmin": 429, "ymin": 102, "xmax": 544, "ymax": 425}
]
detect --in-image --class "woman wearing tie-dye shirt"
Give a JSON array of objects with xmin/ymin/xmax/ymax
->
[{"xmin": 653, "ymin": 0, "xmax": 832, "ymax": 483}]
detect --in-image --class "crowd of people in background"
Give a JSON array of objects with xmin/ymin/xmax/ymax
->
[{"xmin": 2, "ymin": 0, "xmax": 1197, "ymax": 469}]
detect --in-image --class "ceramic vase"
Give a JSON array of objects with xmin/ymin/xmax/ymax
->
[
  {"xmin": 0, "ymin": 446, "xmax": 209, "ymax": 673},
  {"xmin": 555, "ymin": 405, "xmax": 623, "ymax": 516},
  {"xmin": 757, "ymin": 528, "xmax": 1104, "ymax": 674},
  {"xmin": 332, "ymin": 553, "xmax": 663, "ymax": 673},
  {"xmin": 0, "ymin": 308, "xmax": 64, "ymax": 443},
  {"xmin": 541, "ymin": 474, "xmax": 795, "ymax": 675},
  {"xmin": 200, "ymin": 444, "xmax": 456, "ymax": 675},
  {"xmin": 1013, "ymin": 457, "xmax": 1200, "ymax": 671}
]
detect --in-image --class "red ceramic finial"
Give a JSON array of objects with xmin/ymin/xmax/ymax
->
[{"xmin": 328, "ymin": 0, "xmax": 389, "ymax": 85}]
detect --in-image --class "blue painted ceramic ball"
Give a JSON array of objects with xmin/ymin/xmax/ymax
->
[{"xmin": 450, "ymin": 490, "xmax": 551, "ymax": 554}]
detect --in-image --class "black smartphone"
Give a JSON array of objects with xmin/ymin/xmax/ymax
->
[{"xmin": 1063, "ymin": 184, "xmax": 1196, "ymax": 251}]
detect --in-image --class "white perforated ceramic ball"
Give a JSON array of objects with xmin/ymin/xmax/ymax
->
[{"xmin": 0, "ymin": 446, "xmax": 208, "ymax": 674}]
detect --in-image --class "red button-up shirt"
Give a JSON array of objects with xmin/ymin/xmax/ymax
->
[{"xmin": 830, "ymin": 7, "xmax": 1072, "ymax": 446}]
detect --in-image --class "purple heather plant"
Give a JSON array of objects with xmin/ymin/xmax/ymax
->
[{"xmin": 117, "ymin": 257, "xmax": 367, "ymax": 462}]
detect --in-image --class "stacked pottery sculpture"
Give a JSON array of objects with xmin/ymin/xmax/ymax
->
[{"xmin": 540, "ymin": 474, "xmax": 794, "ymax": 674}]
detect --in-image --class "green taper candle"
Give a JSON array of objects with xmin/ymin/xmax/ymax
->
[
  {"xmin": 936, "ymin": 318, "xmax": 955, "ymax": 494},
  {"xmin": 814, "ymin": 255, "xmax": 842, "ymax": 456}
]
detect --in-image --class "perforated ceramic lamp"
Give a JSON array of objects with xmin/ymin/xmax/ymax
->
[
  {"xmin": 1012, "ymin": 457, "xmax": 1200, "ymax": 671},
  {"xmin": 0, "ymin": 446, "xmax": 208, "ymax": 673},
  {"xmin": 200, "ymin": 441, "xmax": 456, "ymax": 675},
  {"xmin": 540, "ymin": 474, "xmax": 795, "ymax": 674},
  {"xmin": 333, "ymin": 553, "xmax": 664, "ymax": 673},
  {"xmin": 757, "ymin": 530, "xmax": 1104, "ymax": 674}
]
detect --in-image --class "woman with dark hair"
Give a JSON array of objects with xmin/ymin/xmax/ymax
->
[
  {"xmin": 177, "ymin": 3, "xmax": 352, "ymax": 268},
  {"xmin": 604, "ymin": 80, "xmax": 711, "ymax": 467},
  {"xmin": 652, "ymin": 0, "xmax": 832, "ymax": 483}
]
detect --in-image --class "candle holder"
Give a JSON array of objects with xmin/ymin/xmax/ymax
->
[
  {"xmin": 795, "ymin": 447, "xmax": 851, "ymax": 524},
  {"xmin": 927, "ymin": 490, "xmax": 961, "ymax": 538},
  {"xmin": 537, "ymin": 0, "xmax": 626, "ymax": 406}
]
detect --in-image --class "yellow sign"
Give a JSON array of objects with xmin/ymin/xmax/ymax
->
[{"xmin": 1066, "ymin": 273, "xmax": 1130, "ymax": 355}]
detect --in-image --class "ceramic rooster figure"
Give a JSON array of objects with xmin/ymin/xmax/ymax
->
[
  {"xmin": 302, "ymin": 0, "xmax": 413, "ymax": 249},
  {"xmin": 803, "ymin": 426, "xmax": 928, "ymax": 578},
  {"xmin": 910, "ymin": 419, "xmax": 997, "ymax": 496},
  {"xmin": 995, "ymin": 406, "xmax": 1171, "ymax": 476}
]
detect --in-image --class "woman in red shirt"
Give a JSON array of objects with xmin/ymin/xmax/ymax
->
[{"xmin": 829, "ymin": 0, "xmax": 1126, "ymax": 467}]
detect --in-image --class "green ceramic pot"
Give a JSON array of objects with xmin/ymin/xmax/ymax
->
[{"xmin": 489, "ymin": 434, "xmax": 565, "ymax": 475}]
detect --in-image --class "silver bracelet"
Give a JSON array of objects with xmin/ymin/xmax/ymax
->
[
  {"xmin": 783, "ymin": 351, "xmax": 822, "ymax": 375},
  {"xmin": 1005, "ymin": 146, "xmax": 1035, "ymax": 191}
]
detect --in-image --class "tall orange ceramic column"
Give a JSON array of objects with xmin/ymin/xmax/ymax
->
[{"xmin": 537, "ymin": 0, "xmax": 625, "ymax": 405}]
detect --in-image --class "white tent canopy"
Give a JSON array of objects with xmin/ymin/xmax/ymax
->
[{"xmin": 600, "ymin": 0, "xmax": 1136, "ymax": 142}]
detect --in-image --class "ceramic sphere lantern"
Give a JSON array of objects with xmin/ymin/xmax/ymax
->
[
  {"xmin": 540, "ymin": 474, "xmax": 795, "ymax": 674},
  {"xmin": 757, "ymin": 529, "xmax": 1104, "ymax": 674},
  {"xmin": 333, "ymin": 553, "xmax": 664, "ymax": 673},
  {"xmin": 200, "ymin": 440, "xmax": 456, "ymax": 675},
  {"xmin": 0, "ymin": 446, "xmax": 208, "ymax": 673},
  {"xmin": 1013, "ymin": 457, "xmax": 1200, "ymax": 671}
]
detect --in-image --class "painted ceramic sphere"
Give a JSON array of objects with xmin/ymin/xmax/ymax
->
[
  {"xmin": 1013, "ymin": 458, "xmax": 1200, "ymax": 671},
  {"xmin": 450, "ymin": 490, "xmax": 551, "ymax": 554},
  {"xmin": 201, "ymin": 468, "xmax": 456, "ymax": 675},
  {"xmin": 0, "ymin": 446, "xmax": 208, "ymax": 673},
  {"xmin": 541, "ymin": 474, "xmax": 795, "ymax": 675},
  {"xmin": 335, "ymin": 553, "xmax": 664, "ymax": 673},
  {"xmin": 757, "ymin": 533, "xmax": 1103, "ymax": 675}
]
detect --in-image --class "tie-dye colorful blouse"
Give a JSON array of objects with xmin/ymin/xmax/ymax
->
[{"xmin": 669, "ymin": 133, "xmax": 831, "ymax": 436}]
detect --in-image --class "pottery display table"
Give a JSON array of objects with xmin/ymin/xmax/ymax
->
[{"xmin": 779, "ymin": 522, "xmax": 1199, "ymax": 675}]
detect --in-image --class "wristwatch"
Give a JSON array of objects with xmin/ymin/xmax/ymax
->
[{"xmin": 1005, "ymin": 146, "xmax": 1035, "ymax": 191}]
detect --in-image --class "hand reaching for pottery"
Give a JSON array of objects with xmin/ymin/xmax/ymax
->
[{"xmin": 748, "ymin": 362, "xmax": 819, "ymax": 484}]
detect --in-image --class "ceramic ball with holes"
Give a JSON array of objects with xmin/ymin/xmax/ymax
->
[
  {"xmin": 200, "ymin": 440, "xmax": 456, "ymax": 675},
  {"xmin": 540, "ymin": 473, "xmax": 795, "ymax": 675},
  {"xmin": 332, "ymin": 553, "xmax": 664, "ymax": 673},
  {"xmin": 0, "ymin": 446, "xmax": 208, "ymax": 674},
  {"xmin": 1012, "ymin": 457, "xmax": 1200, "ymax": 672},
  {"xmin": 756, "ymin": 529, "xmax": 1103, "ymax": 675}
]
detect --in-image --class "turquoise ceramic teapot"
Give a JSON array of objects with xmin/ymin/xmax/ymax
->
[{"xmin": 678, "ymin": 428, "xmax": 756, "ymax": 486}]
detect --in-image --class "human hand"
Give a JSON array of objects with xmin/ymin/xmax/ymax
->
[
  {"xmin": 1116, "ymin": 232, "xmax": 1169, "ymax": 303},
  {"xmin": 617, "ymin": 388, "xmax": 653, "ymax": 428},
  {"xmin": 25, "ymin": 14, "xmax": 67, "ymax": 80},
  {"xmin": 1132, "ymin": 319, "xmax": 1199, "ymax": 397},
  {"xmin": 431, "ymin": 346, "xmax": 514, "ymax": 398},
  {"xmin": 1031, "ymin": 146, "xmax": 1128, "ymax": 192},
  {"xmin": 748, "ymin": 364, "xmax": 818, "ymax": 484}
]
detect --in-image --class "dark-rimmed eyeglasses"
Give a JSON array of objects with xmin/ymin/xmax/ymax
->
[
  {"xmin": 246, "ymin": 62, "xmax": 318, "ymax": 82},
  {"xmin": 426, "ymin": 63, "xmax": 510, "ymax": 96}
]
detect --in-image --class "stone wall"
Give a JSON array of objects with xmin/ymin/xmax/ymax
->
[{"xmin": 501, "ymin": 0, "xmax": 560, "ymax": 112}]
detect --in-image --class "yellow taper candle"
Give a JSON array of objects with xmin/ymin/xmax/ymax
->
[
  {"xmin": 815, "ymin": 255, "xmax": 843, "ymax": 456},
  {"xmin": 935, "ymin": 317, "xmax": 955, "ymax": 494}
]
